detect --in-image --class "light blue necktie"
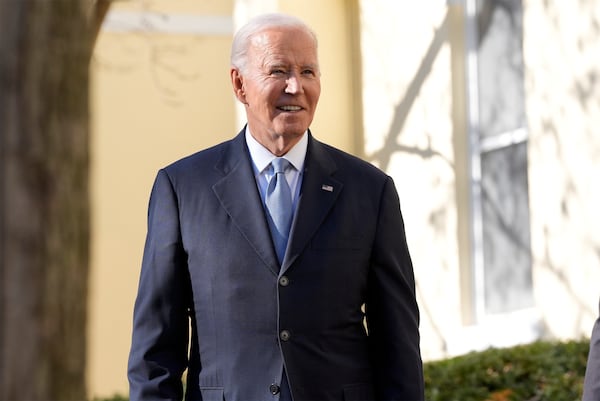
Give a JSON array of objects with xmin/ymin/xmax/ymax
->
[{"xmin": 265, "ymin": 158, "xmax": 293, "ymax": 263}]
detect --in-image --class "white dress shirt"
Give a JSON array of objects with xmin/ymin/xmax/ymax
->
[{"xmin": 245, "ymin": 128, "xmax": 307, "ymax": 212}]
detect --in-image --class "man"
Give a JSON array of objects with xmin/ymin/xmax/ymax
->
[
  {"xmin": 584, "ymin": 300, "xmax": 600, "ymax": 400},
  {"xmin": 128, "ymin": 13, "xmax": 424, "ymax": 401}
]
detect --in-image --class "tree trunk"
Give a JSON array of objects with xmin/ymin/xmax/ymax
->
[{"xmin": 0, "ymin": 1, "xmax": 108, "ymax": 400}]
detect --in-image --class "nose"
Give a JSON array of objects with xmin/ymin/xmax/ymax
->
[{"xmin": 285, "ymin": 74, "xmax": 301, "ymax": 94}]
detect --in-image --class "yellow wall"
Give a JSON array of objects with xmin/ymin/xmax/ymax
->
[
  {"xmin": 88, "ymin": 1, "xmax": 235, "ymax": 397},
  {"xmin": 88, "ymin": 0, "xmax": 357, "ymax": 397}
]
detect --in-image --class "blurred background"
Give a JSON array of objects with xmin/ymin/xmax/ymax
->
[{"xmin": 1, "ymin": 0, "xmax": 599, "ymax": 399}]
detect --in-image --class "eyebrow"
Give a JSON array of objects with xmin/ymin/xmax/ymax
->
[{"xmin": 264, "ymin": 59, "xmax": 319, "ymax": 69}]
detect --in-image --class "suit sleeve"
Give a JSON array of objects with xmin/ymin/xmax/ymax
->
[
  {"xmin": 128, "ymin": 169, "xmax": 192, "ymax": 401},
  {"xmin": 366, "ymin": 176, "xmax": 424, "ymax": 401},
  {"xmin": 583, "ymin": 300, "xmax": 600, "ymax": 401}
]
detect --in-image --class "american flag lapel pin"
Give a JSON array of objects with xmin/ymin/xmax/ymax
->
[{"xmin": 321, "ymin": 184, "xmax": 334, "ymax": 192}]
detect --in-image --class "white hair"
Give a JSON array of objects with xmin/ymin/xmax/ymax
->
[{"xmin": 230, "ymin": 13, "xmax": 318, "ymax": 73}]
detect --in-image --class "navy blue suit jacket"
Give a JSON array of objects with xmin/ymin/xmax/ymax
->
[{"xmin": 128, "ymin": 129, "xmax": 424, "ymax": 401}]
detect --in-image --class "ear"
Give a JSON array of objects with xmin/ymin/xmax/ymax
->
[{"xmin": 230, "ymin": 68, "xmax": 247, "ymax": 104}]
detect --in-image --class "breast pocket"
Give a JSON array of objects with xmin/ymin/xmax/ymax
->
[{"xmin": 309, "ymin": 210, "xmax": 372, "ymax": 251}]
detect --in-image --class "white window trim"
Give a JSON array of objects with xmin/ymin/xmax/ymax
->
[{"xmin": 461, "ymin": 0, "xmax": 539, "ymax": 353}]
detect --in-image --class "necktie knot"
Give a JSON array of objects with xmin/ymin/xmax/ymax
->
[{"xmin": 272, "ymin": 157, "xmax": 290, "ymax": 174}]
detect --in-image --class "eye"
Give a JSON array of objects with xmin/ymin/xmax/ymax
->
[
  {"xmin": 302, "ymin": 69, "xmax": 316, "ymax": 76},
  {"xmin": 270, "ymin": 68, "xmax": 286, "ymax": 75}
]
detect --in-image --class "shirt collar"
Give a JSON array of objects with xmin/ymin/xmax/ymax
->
[{"xmin": 245, "ymin": 127, "xmax": 308, "ymax": 174}]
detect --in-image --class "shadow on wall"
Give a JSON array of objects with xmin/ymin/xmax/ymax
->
[{"xmin": 364, "ymin": 0, "xmax": 600, "ymax": 351}]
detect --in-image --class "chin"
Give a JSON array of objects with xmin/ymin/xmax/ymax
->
[
  {"xmin": 276, "ymin": 124, "xmax": 308, "ymax": 138},
  {"xmin": 274, "ymin": 116, "xmax": 310, "ymax": 133}
]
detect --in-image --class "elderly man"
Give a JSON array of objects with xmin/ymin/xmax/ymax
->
[{"xmin": 128, "ymin": 13, "xmax": 424, "ymax": 401}]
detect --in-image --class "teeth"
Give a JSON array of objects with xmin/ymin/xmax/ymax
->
[{"xmin": 279, "ymin": 105, "xmax": 301, "ymax": 111}]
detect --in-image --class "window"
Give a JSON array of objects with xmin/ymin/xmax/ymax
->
[{"xmin": 467, "ymin": 0, "xmax": 534, "ymax": 319}]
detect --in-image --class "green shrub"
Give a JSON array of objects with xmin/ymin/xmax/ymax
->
[{"xmin": 424, "ymin": 339, "xmax": 590, "ymax": 401}]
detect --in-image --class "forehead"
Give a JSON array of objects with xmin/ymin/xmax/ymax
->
[{"xmin": 249, "ymin": 27, "xmax": 319, "ymax": 66}]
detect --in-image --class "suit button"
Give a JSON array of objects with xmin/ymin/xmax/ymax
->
[
  {"xmin": 280, "ymin": 330, "xmax": 291, "ymax": 341},
  {"xmin": 279, "ymin": 276, "xmax": 289, "ymax": 286},
  {"xmin": 269, "ymin": 383, "xmax": 280, "ymax": 395}
]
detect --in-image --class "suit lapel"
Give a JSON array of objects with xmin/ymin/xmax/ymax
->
[
  {"xmin": 282, "ymin": 135, "xmax": 343, "ymax": 272},
  {"xmin": 212, "ymin": 131, "xmax": 280, "ymax": 275}
]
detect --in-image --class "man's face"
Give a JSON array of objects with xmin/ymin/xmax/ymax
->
[{"xmin": 232, "ymin": 26, "xmax": 321, "ymax": 155}]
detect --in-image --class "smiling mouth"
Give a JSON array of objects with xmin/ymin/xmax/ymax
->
[{"xmin": 277, "ymin": 105, "xmax": 302, "ymax": 112}]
